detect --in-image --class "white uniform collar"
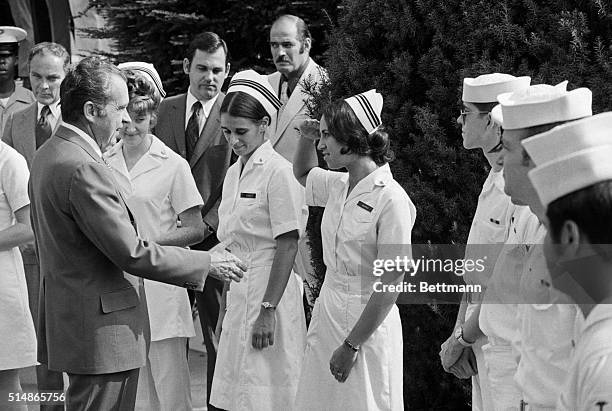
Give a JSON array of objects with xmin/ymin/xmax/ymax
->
[
  {"xmin": 62, "ymin": 121, "xmax": 102, "ymax": 157},
  {"xmin": 583, "ymin": 303, "xmax": 612, "ymax": 333},
  {"xmin": 240, "ymin": 140, "xmax": 274, "ymax": 175}
]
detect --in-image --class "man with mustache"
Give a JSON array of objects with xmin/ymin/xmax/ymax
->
[
  {"xmin": 155, "ymin": 31, "xmax": 233, "ymax": 411},
  {"xmin": 2, "ymin": 41, "xmax": 69, "ymax": 411},
  {"xmin": 268, "ymin": 15, "xmax": 326, "ymax": 318},
  {"xmin": 0, "ymin": 26, "xmax": 34, "ymax": 136},
  {"xmin": 267, "ymin": 14, "xmax": 325, "ymax": 162}
]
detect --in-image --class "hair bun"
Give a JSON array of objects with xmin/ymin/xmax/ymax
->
[{"xmin": 367, "ymin": 126, "xmax": 395, "ymax": 164}]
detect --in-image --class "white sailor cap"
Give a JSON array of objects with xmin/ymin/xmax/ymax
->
[
  {"xmin": 345, "ymin": 89, "xmax": 383, "ymax": 134},
  {"xmin": 491, "ymin": 81, "xmax": 592, "ymax": 130},
  {"xmin": 462, "ymin": 73, "xmax": 531, "ymax": 103},
  {"xmin": 0, "ymin": 26, "xmax": 27, "ymax": 46},
  {"xmin": 227, "ymin": 70, "xmax": 281, "ymax": 118},
  {"xmin": 523, "ymin": 112, "xmax": 612, "ymax": 207},
  {"xmin": 118, "ymin": 61, "xmax": 166, "ymax": 98}
]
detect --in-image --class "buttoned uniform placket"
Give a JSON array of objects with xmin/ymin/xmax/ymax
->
[{"xmin": 336, "ymin": 169, "xmax": 389, "ymax": 333}]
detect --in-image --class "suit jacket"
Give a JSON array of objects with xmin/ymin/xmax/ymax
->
[
  {"xmin": 29, "ymin": 124, "xmax": 211, "ymax": 374},
  {"xmin": 156, "ymin": 92, "xmax": 232, "ymax": 231},
  {"xmin": 267, "ymin": 58, "xmax": 326, "ymax": 162},
  {"xmin": 2, "ymin": 101, "xmax": 62, "ymax": 169},
  {"xmin": 0, "ymin": 83, "xmax": 35, "ymax": 136}
]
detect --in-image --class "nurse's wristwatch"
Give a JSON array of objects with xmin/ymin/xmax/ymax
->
[
  {"xmin": 454, "ymin": 326, "xmax": 474, "ymax": 347},
  {"xmin": 261, "ymin": 302, "xmax": 277, "ymax": 310}
]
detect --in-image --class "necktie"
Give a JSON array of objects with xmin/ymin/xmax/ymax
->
[
  {"xmin": 35, "ymin": 105, "xmax": 52, "ymax": 148},
  {"xmin": 279, "ymin": 80, "xmax": 290, "ymax": 106},
  {"xmin": 185, "ymin": 101, "xmax": 202, "ymax": 161}
]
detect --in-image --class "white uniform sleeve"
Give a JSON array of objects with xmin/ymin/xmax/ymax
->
[
  {"xmin": 578, "ymin": 354, "xmax": 612, "ymax": 410},
  {"xmin": 375, "ymin": 187, "xmax": 416, "ymax": 262},
  {"xmin": 305, "ymin": 167, "xmax": 343, "ymax": 207},
  {"xmin": 1, "ymin": 146, "xmax": 30, "ymax": 213},
  {"xmin": 268, "ymin": 166, "xmax": 305, "ymax": 239},
  {"xmin": 170, "ymin": 157, "xmax": 204, "ymax": 214}
]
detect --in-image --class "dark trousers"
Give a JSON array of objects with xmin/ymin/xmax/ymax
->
[
  {"xmin": 66, "ymin": 369, "xmax": 139, "ymax": 411},
  {"xmin": 192, "ymin": 234, "xmax": 223, "ymax": 411},
  {"xmin": 21, "ymin": 248, "xmax": 64, "ymax": 411}
]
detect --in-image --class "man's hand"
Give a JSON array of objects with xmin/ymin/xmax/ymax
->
[
  {"xmin": 298, "ymin": 119, "xmax": 321, "ymax": 141},
  {"xmin": 439, "ymin": 333, "xmax": 465, "ymax": 371},
  {"xmin": 208, "ymin": 249, "xmax": 246, "ymax": 283},
  {"xmin": 448, "ymin": 346, "xmax": 478, "ymax": 379}
]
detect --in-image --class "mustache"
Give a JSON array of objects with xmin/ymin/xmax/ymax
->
[{"xmin": 275, "ymin": 57, "xmax": 290, "ymax": 63}]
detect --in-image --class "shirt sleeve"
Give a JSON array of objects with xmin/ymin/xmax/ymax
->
[
  {"xmin": 170, "ymin": 157, "xmax": 204, "ymax": 215},
  {"xmin": 268, "ymin": 165, "xmax": 306, "ymax": 239},
  {"xmin": 375, "ymin": 187, "xmax": 416, "ymax": 263},
  {"xmin": 305, "ymin": 166, "xmax": 343, "ymax": 207},
  {"xmin": 578, "ymin": 354, "xmax": 612, "ymax": 410},
  {"xmin": 1, "ymin": 146, "xmax": 30, "ymax": 213}
]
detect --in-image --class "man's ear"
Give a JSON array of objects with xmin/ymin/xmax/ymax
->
[
  {"xmin": 183, "ymin": 58, "xmax": 191, "ymax": 75},
  {"xmin": 225, "ymin": 62, "xmax": 231, "ymax": 74},
  {"xmin": 559, "ymin": 220, "xmax": 581, "ymax": 261},
  {"xmin": 303, "ymin": 37, "xmax": 312, "ymax": 53},
  {"xmin": 83, "ymin": 101, "xmax": 97, "ymax": 122}
]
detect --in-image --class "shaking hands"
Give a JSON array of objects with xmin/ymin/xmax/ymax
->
[{"xmin": 209, "ymin": 249, "xmax": 247, "ymax": 283}]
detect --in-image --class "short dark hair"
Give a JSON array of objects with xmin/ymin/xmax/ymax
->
[
  {"xmin": 220, "ymin": 91, "xmax": 269, "ymax": 123},
  {"xmin": 28, "ymin": 42, "xmax": 70, "ymax": 72},
  {"xmin": 322, "ymin": 99, "xmax": 394, "ymax": 165},
  {"xmin": 547, "ymin": 180, "xmax": 612, "ymax": 259},
  {"xmin": 273, "ymin": 14, "xmax": 312, "ymax": 44},
  {"xmin": 185, "ymin": 32, "xmax": 229, "ymax": 64},
  {"xmin": 472, "ymin": 101, "xmax": 497, "ymax": 112},
  {"xmin": 60, "ymin": 56, "xmax": 126, "ymax": 123}
]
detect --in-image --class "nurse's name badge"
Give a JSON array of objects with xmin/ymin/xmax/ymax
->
[
  {"xmin": 240, "ymin": 192, "xmax": 257, "ymax": 199},
  {"xmin": 357, "ymin": 201, "xmax": 373, "ymax": 212}
]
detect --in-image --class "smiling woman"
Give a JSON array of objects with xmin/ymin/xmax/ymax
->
[{"xmin": 210, "ymin": 70, "xmax": 307, "ymax": 411}]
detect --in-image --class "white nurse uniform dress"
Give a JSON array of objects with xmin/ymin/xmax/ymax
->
[
  {"xmin": 294, "ymin": 164, "xmax": 416, "ymax": 411},
  {"xmin": 0, "ymin": 142, "xmax": 37, "ymax": 370},
  {"xmin": 210, "ymin": 140, "xmax": 307, "ymax": 411}
]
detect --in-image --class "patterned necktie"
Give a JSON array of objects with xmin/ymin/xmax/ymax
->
[
  {"xmin": 279, "ymin": 80, "xmax": 290, "ymax": 106},
  {"xmin": 185, "ymin": 101, "xmax": 202, "ymax": 161},
  {"xmin": 35, "ymin": 105, "xmax": 52, "ymax": 148}
]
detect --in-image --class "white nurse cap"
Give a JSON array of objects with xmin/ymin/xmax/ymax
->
[
  {"xmin": 523, "ymin": 112, "xmax": 612, "ymax": 206},
  {"xmin": 462, "ymin": 73, "xmax": 531, "ymax": 103},
  {"xmin": 118, "ymin": 61, "xmax": 166, "ymax": 99},
  {"xmin": 344, "ymin": 89, "xmax": 383, "ymax": 134},
  {"xmin": 227, "ymin": 69, "xmax": 281, "ymax": 118}
]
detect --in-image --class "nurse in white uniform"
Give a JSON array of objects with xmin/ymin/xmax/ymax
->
[
  {"xmin": 0, "ymin": 141, "xmax": 37, "ymax": 410},
  {"xmin": 293, "ymin": 90, "xmax": 416, "ymax": 411},
  {"xmin": 209, "ymin": 70, "xmax": 307, "ymax": 411},
  {"xmin": 104, "ymin": 62, "xmax": 204, "ymax": 411}
]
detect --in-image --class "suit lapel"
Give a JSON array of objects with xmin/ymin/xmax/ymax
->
[
  {"xmin": 19, "ymin": 103, "xmax": 37, "ymax": 163},
  {"xmin": 272, "ymin": 59, "xmax": 317, "ymax": 146},
  {"xmin": 55, "ymin": 125, "xmax": 103, "ymax": 162},
  {"xmin": 189, "ymin": 93, "xmax": 223, "ymax": 168},
  {"xmin": 172, "ymin": 95, "xmax": 187, "ymax": 156}
]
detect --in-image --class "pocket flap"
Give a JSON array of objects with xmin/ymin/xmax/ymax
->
[{"xmin": 100, "ymin": 287, "xmax": 139, "ymax": 313}]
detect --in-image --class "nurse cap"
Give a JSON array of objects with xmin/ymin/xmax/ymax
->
[
  {"xmin": 523, "ymin": 112, "xmax": 612, "ymax": 207},
  {"xmin": 462, "ymin": 73, "xmax": 531, "ymax": 103},
  {"xmin": 345, "ymin": 89, "xmax": 383, "ymax": 134},
  {"xmin": 491, "ymin": 81, "xmax": 592, "ymax": 130},
  {"xmin": 118, "ymin": 61, "xmax": 166, "ymax": 99},
  {"xmin": 0, "ymin": 26, "xmax": 27, "ymax": 45},
  {"xmin": 227, "ymin": 69, "xmax": 281, "ymax": 118}
]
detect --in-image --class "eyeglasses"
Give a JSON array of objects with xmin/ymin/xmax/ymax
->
[{"xmin": 459, "ymin": 110, "xmax": 489, "ymax": 123}]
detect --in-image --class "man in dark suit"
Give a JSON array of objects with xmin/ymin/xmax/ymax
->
[
  {"xmin": 28, "ymin": 56, "xmax": 244, "ymax": 411},
  {"xmin": 2, "ymin": 41, "xmax": 69, "ymax": 411},
  {"xmin": 155, "ymin": 32, "xmax": 232, "ymax": 411}
]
